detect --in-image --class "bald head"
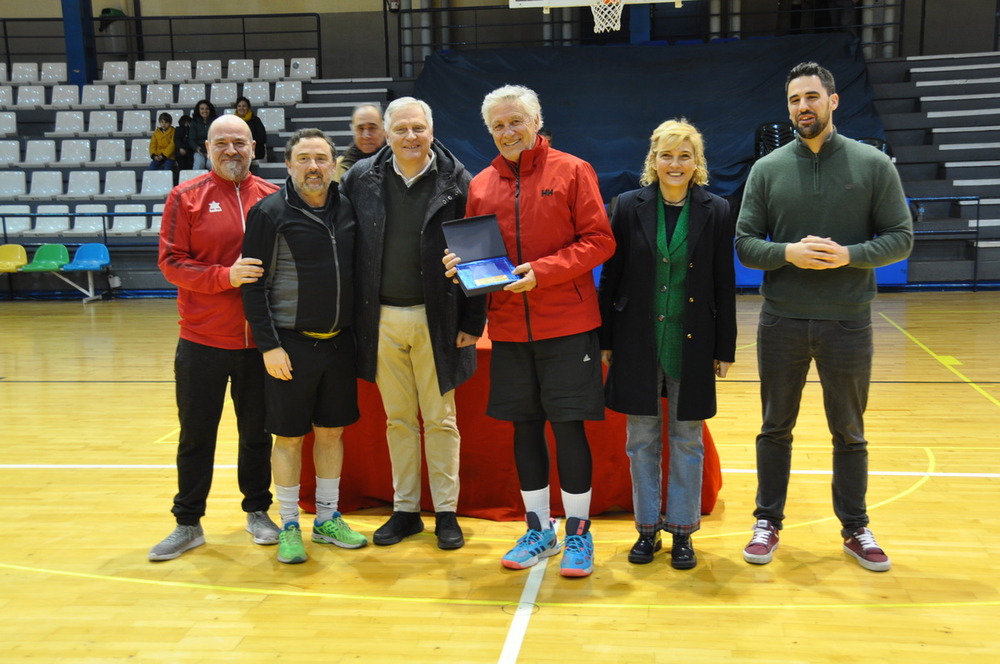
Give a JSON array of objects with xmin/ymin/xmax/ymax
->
[{"xmin": 208, "ymin": 114, "xmax": 255, "ymax": 182}]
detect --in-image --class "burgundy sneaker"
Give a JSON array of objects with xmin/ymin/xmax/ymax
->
[
  {"xmin": 743, "ymin": 519, "xmax": 779, "ymax": 564},
  {"xmin": 843, "ymin": 527, "xmax": 891, "ymax": 572}
]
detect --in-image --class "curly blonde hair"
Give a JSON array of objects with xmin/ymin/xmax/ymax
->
[{"xmin": 639, "ymin": 119, "xmax": 708, "ymax": 188}]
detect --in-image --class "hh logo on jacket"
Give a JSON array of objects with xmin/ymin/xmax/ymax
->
[{"xmin": 541, "ymin": 189, "xmax": 554, "ymax": 197}]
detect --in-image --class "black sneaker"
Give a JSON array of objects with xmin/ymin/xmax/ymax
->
[
  {"xmin": 434, "ymin": 511, "xmax": 465, "ymax": 550},
  {"xmin": 627, "ymin": 532, "xmax": 662, "ymax": 564},
  {"xmin": 373, "ymin": 511, "xmax": 424, "ymax": 546},
  {"xmin": 670, "ymin": 534, "xmax": 697, "ymax": 570}
]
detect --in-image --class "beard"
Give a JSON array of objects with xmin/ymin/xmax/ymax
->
[
  {"xmin": 216, "ymin": 158, "xmax": 250, "ymax": 182},
  {"xmin": 793, "ymin": 113, "xmax": 827, "ymax": 139}
]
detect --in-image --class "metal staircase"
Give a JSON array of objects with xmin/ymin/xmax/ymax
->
[{"xmin": 870, "ymin": 51, "xmax": 1000, "ymax": 286}]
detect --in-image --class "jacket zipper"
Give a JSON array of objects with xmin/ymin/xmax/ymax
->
[
  {"xmin": 512, "ymin": 165, "xmax": 533, "ymax": 341},
  {"xmin": 234, "ymin": 180, "xmax": 253, "ymax": 348},
  {"xmin": 294, "ymin": 199, "xmax": 342, "ymax": 334}
]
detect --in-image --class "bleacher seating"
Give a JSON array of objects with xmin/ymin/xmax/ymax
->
[
  {"xmin": 289, "ymin": 58, "xmax": 316, "ymax": 80},
  {"xmin": 0, "ymin": 172, "xmax": 27, "ymax": 198},
  {"xmin": 0, "ymin": 85, "xmax": 12, "ymax": 107},
  {"xmin": 23, "ymin": 170, "xmax": 64, "ymax": 199},
  {"xmin": 142, "ymin": 203, "xmax": 166, "ymax": 237},
  {"xmin": 242, "ymin": 81, "xmax": 270, "ymax": 106},
  {"xmin": 0, "ymin": 141, "xmax": 19, "ymax": 167},
  {"xmin": 11, "ymin": 63, "xmax": 39, "ymax": 84},
  {"xmin": 65, "ymin": 204, "xmax": 108, "ymax": 236},
  {"xmin": 48, "ymin": 111, "xmax": 85, "ymax": 137},
  {"xmin": 177, "ymin": 83, "xmax": 206, "ymax": 108},
  {"xmin": 60, "ymin": 171, "xmax": 101, "ymax": 200},
  {"xmin": 0, "ymin": 204, "xmax": 32, "ymax": 235},
  {"xmin": 99, "ymin": 170, "xmax": 138, "ymax": 199},
  {"xmin": 227, "ymin": 59, "xmax": 254, "ymax": 81},
  {"xmin": 257, "ymin": 59, "xmax": 284, "ymax": 81},
  {"xmin": 211, "ymin": 82, "xmax": 238, "ymax": 108},
  {"xmin": 40, "ymin": 62, "xmax": 67, "ymax": 84},
  {"xmin": 22, "ymin": 205, "xmax": 71, "ymax": 235},
  {"xmin": 49, "ymin": 85, "xmax": 80, "ymax": 108},
  {"xmin": 100, "ymin": 61, "xmax": 129, "ymax": 84},
  {"xmin": 257, "ymin": 107, "xmax": 285, "ymax": 133},
  {"xmin": 0, "ymin": 243, "xmax": 28, "ymax": 272},
  {"xmin": 81, "ymin": 84, "xmax": 110, "ymax": 108},
  {"xmin": 23, "ymin": 140, "xmax": 57, "ymax": 168},
  {"xmin": 0, "ymin": 112, "xmax": 16, "ymax": 136},
  {"xmin": 16, "ymin": 85, "xmax": 45, "ymax": 108},
  {"xmin": 135, "ymin": 170, "xmax": 173, "ymax": 200},
  {"xmin": 129, "ymin": 139, "xmax": 151, "ymax": 164},
  {"xmin": 58, "ymin": 139, "xmax": 92, "ymax": 166},
  {"xmin": 165, "ymin": 60, "xmax": 192, "ymax": 82},
  {"xmin": 86, "ymin": 111, "xmax": 118, "ymax": 135},
  {"xmin": 273, "ymin": 80, "xmax": 302, "ymax": 104},
  {"xmin": 0, "ymin": 63, "xmax": 7, "ymax": 83},
  {"xmin": 90, "ymin": 139, "xmax": 127, "ymax": 167},
  {"xmin": 195, "ymin": 60, "xmax": 222, "ymax": 83},
  {"xmin": 133, "ymin": 61, "xmax": 162, "ymax": 84},
  {"xmin": 61, "ymin": 242, "xmax": 113, "ymax": 302},
  {"xmin": 109, "ymin": 203, "xmax": 148, "ymax": 234},
  {"xmin": 145, "ymin": 83, "xmax": 174, "ymax": 107},
  {"xmin": 113, "ymin": 84, "xmax": 143, "ymax": 108},
  {"xmin": 119, "ymin": 110, "xmax": 151, "ymax": 136}
]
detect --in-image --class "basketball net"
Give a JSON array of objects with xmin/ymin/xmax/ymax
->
[{"xmin": 590, "ymin": 0, "xmax": 624, "ymax": 33}]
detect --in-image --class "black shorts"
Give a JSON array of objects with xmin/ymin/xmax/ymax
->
[
  {"xmin": 487, "ymin": 329, "xmax": 605, "ymax": 422},
  {"xmin": 264, "ymin": 329, "xmax": 360, "ymax": 437}
]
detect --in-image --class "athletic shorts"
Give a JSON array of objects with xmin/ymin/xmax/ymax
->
[
  {"xmin": 264, "ymin": 328, "xmax": 360, "ymax": 437},
  {"xmin": 487, "ymin": 329, "xmax": 605, "ymax": 422}
]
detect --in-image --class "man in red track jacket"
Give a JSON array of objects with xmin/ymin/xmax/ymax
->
[{"xmin": 150, "ymin": 114, "xmax": 281, "ymax": 562}]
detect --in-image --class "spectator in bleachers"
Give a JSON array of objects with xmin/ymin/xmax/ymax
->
[
  {"xmin": 334, "ymin": 103, "xmax": 385, "ymax": 182},
  {"xmin": 174, "ymin": 114, "xmax": 194, "ymax": 172},
  {"xmin": 188, "ymin": 99, "xmax": 217, "ymax": 170},
  {"xmin": 148, "ymin": 112, "xmax": 176, "ymax": 172},
  {"xmin": 150, "ymin": 114, "xmax": 282, "ymax": 562},
  {"xmin": 233, "ymin": 96, "xmax": 268, "ymax": 175}
]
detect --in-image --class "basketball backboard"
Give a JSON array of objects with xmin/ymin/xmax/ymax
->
[{"xmin": 509, "ymin": 1, "xmax": 693, "ymax": 7}]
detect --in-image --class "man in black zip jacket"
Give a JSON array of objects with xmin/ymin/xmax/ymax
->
[{"xmin": 242, "ymin": 128, "xmax": 366, "ymax": 565}]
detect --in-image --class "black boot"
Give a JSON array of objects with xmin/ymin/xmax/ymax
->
[
  {"xmin": 671, "ymin": 533, "xmax": 697, "ymax": 570},
  {"xmin": 628, "ymin": 531, "xmax": 662, "ymax": 564}
]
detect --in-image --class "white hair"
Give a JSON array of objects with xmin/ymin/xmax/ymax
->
[
  {"xmin": 480, "ymin": 84, "xmax": 543, "ymax": 129},
  {"xmin": 384, "ymin": 97, "xmax": 433, "ymax": 130}
]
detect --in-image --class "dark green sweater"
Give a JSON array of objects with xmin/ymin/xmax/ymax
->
[{"xmin": 735, "ymin": 130, "xmax": 913, "ymax": 320}]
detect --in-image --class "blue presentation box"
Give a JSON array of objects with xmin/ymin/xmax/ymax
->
[{"xmin": 442, "ymin": 214, "xmax": 519, "ymax": 296}]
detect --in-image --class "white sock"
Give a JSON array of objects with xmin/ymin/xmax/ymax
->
[
  {"xmin": 315, "ymin": 476, "xmax": 341, "ymax": 524},
  {"xmin": 561, "ymin": 489, "xmax": 591, "ymax": 522},
  {"xmin": 275, "ymin": 484, "xmax": 301, "ymax": 527},
  {"xmin": 520, "ymin": 487, "xmax": 550, "ymax": 528}
]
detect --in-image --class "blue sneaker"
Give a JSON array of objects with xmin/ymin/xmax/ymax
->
[
  {"xmin": 501, "ymin": 513, "xmax": 560, "ymax": 570},
  {"xmin": 560, "ymin": 517, "xmax": 594, "ymax": 578}
]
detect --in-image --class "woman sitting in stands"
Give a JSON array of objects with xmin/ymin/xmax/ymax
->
[
  {"xmin": 233, "ymin": 96, "xmax": 268, "ymax": 175},
  {"xmin": 598, "ymin": 119, "xmax": 737, "ymax": 570},
  {"xmin": 188, "ymin": 99, "xmax": 218, "ymax": 170}
]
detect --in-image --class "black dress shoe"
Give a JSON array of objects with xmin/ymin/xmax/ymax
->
[
  {"xmin": 434, "ymin": 511, "xmax": 465, "ymax": 550},
  {"xmin": 373, "ymin": 511, "xmax": 424, "ymax": 546},
  {"xmin": 628, "ymin": 532, "xmax": 662, "ymax": 564},
  {"xmin": 671, "ymin": 534, "xmax": 697, "ymax": 570}
]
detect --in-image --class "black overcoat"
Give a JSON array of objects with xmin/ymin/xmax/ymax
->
[{"xmin": 598, "ymin": 184, "xmax": 737, "ymax": 420}]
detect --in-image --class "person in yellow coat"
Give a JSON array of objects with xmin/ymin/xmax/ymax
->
[{"xmin": 149, "ymin": 112, "xmax": 176, "ymax": 172}]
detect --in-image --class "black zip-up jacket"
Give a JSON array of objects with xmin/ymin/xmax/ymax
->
[
  {"xmin": 241, "ymin": 177, "xmax": 356, "ymax": 353},
  {"xmin": 340, "ymin": 139, "xmax": 486, "ymax": 395}
]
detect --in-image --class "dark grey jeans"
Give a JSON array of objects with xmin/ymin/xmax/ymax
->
[{"xmin": 753, "ymin": 312, "xmax": 873, "ymax": 536}]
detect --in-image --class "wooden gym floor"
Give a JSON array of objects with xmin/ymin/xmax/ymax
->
[{"xmin": 0, "ymin": 291, "xmax": 998, "ymax": 663}]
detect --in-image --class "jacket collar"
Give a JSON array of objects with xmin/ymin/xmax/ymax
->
[
  {"xmin": 491, "ymin": 135, "xmax": 549, "ymax": 179},
  {"xmin": 635, "ymin": 183, "xmax": 712, "ymax": 253}
]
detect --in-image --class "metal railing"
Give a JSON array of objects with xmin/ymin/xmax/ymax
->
[
  {"xmin": 393, "ymin": 2, "xmax": 906, "ymax": 78},
  {"xmin": 1, "ymin": 13, "xmax": 322, "ymax": 79}
]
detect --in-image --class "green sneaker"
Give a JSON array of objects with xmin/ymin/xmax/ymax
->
[
  {"xmin": 312, "ymin": 512, "xmax": 368, "ymax": 549},
  {"xmin": 277, "ymin": 523, "xmax": 307, "ymax": 564}
]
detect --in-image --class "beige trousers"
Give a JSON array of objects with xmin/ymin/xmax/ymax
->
[{"xmin": 375, "ymin": 305, "xmax": 460, "ymax": 513}]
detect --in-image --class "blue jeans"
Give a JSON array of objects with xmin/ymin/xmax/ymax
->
[
  {"xmin": 626, "ymin": 372, "xmax": 704, "ymax": 535},
  {"xmin": 754, "ymin": 312, "xmax": 872, "ymax": 535}
]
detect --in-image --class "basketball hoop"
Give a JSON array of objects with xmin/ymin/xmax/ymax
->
[{"xmin": 589, "ymin": 0, "xmax": 624, "ymax": 33}]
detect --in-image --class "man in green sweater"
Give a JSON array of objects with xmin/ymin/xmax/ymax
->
[{"xmin": 735, "ymin": 61, "xmax": 913, "ymax": 572}]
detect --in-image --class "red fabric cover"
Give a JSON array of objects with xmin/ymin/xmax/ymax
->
[{"xmin": 299, "ymin": 337, "xmax": 721, "ymax": 521}]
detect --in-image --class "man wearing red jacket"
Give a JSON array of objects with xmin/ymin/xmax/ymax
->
[
  {"xmin": 446, "ymin": 84, "xmax": 615, "ymax": 578},
  {"xmin": 150, "ymin": 114, "xmax": 281, "ymax": 561}
]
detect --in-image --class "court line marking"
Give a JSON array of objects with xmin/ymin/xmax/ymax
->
[
  {"xmin": 497, "ymin": 518, "xmax": 558, "ymax": 664},
  {"xmin": 1, "ymin": 559, "xmax": 997, "ymax": 612},
  {"xmin": 880, "ymin": 311, "xmax": 1000, "ymax": 409}
]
